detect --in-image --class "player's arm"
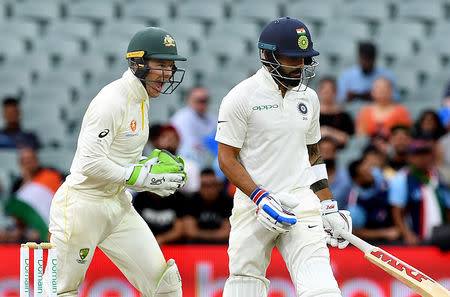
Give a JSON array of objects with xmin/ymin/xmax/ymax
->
[
  {"xmin": 218, "ymin": 142, "xmax": 296, "ymax": 233},
  {"xmin": 217, "ymin": 142, "xmax": 258, "ymax": 197},
  {"xmin": 307, "ymin": 142, "xmax": 333, "ymax": 201},
  {"xmin": 308, "ymin": 142, "xmax": 352, "ymax": 249}
]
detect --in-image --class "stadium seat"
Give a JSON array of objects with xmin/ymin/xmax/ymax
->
[
  {"xmin": 121, "ymin": 1, "xmax": 172, "ymax": 24},
  {"xmin": 314, "ymin": 35, "xmax": 359, "ymax": 69},
  {"xmin": 158, "ymin": 20, "xmax": 206, "ymax": 44},
  {"xmin": 0, "ymin": 19, "xmax": 40, "ymax": 40},
  {"xmin": 45, "ymin": 19, "xmax": 96, "ymax": 41},
  {"xmin": 35, "ymin": 68, "xmax": 86, "ymax": 91},
  {"xmin": 199, "ymin": 33, "xmax": 249, "ymax": 61},
  {"xmin": 0, "ymin": 36, "xmax": 27, "ymax": 59},
  {"xmin": 101, "ymin": 20, "xmax": 147, "ymax": 41},
  {"xmin": 289, "ymin": 1, "xmax": 341, "ymax": 36},
  {"xmin": 57, "ymin": 54, "xmax": 109, "ymax": 78},
  {"xmin": 376, "ymin": 21, "xmax": 426, "ymax": 44},
  {"xmin": 3, "ymin": 54, "xmax": 51, "ymax": 81},
  {"xmin": 0, "ymin": 168, "xmax": 13, "ymax": 201},
  {"xmin": 12, "ymin": 0, "xmax": 62, "ymax": 22},
  {"xmin": 231, "ymin": 1, "xmax": 282, "ymax": 25},
  {"xmin": 34, "ymin": 36, "xmax": 83, "ymax": 60},
  {"xmin": 397, "ymin": 0, "xmax": 443, "ymax": 24},
  {"xmin": 148, "ymin": 96, "xmax": 178, "ymax": 125},
  {"xmin": 176, "ymin": 1, "xmax": 226, "ymax": 23},
  {"xmin": 395, "ymin": 53, "xmax": 441, "ymax": 84},
  {"xmin": 21, "ymin": 102, "xmax": 68, "ymax": 148},
  {"xmin": 226, "ymin": 55, "xmax": 261, "ymax": 77},
  {"xmin": 68, "ymin": 1, "xmax": 116, "ymax": 24},
  {"xmin": 0, "ymin": 149, "xmax": 20, "ymax": 177},
  {"xmin": 89, "ymin": 35, "xmax": 130, "ymax": 60},
  {"xmin": 341, "ymin": 0, "xmax": 390, "ymax": 25},
  {"xmin": 375, "ymin": 36, "xmax": 414, "ymax": 66},
  {"xmin": 208, "ymin": 20, "xmax": 261, "ymax": 43},
  {"xmin": 320, "ymin": 19, "xmax": 371, "ymax": 42},
  {"xmin": 38, "ymin": 147, "xmax": 75, "ymax": 174},
  {"xmin": 392, "ymin": 65, "xmax": 420, "ymax": 98}
]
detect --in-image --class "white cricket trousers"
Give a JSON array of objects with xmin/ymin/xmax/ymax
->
[
  {"xmin": 223, "ymin": 187, "xmax": 341, "ymax": 297},
  {"xmin": 46, "ymin": 182, "xmax": 167, "ymax": 297}
]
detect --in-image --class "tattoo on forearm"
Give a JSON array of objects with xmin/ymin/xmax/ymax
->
[
  {"xmin": 307, "ymin": 143, "xmax": 319, "ymax": 158},
  {"xmin": 312, "ymin": 155, "xmax": 324, "ymax": 166},
  {"xmin": 310, "ymin": 179, "xmax": 329, "ymax": 193}
]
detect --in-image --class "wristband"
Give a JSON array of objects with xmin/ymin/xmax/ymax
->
[
  {"xmin": 311, "ymin": 163, "xmax": 328, "ymax": 181},
  {"xmin": 250, "ymin": 188, "xmax": 269, "ymax": 205},
  {"xmin": 321, "ymin": 199, "xmax": 338, "ymax": 215}
]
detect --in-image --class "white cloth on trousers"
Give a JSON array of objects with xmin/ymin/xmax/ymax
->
[
  {"xmin": 45, "ymin": 183, "xmax": 167, "ymax": 297},
  {"xmin": 224, "ymin": 187, "xmax": 341, "ymax": 297}
]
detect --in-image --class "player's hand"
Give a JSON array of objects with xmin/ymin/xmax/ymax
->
[
  {"xmin": 250, "ymin": 188, "xmax": 297, "ymax": 234},
  {"xmin": 321, "ymin": 200, "xmax": 352, "ymax": 249},
  {"xmin": 140, "ymin": 149, "xmax": 187, "ymax": 180},
  {"xmin": 125, "ymin": 149, "xmax": 187, "ymax": 196},
  {"xmin": 124, "ymin": 163, "xmax": 185, "ymax": 196}
]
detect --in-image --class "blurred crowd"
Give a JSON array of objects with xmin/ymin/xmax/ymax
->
[{"xmin": 0, "ymin": 41, "xmax": 449, "ymax": 249}]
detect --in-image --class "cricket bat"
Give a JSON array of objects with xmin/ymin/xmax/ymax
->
[{"xmin": 339, "ymin": 231, "xmax": 450, "ymax": 297}]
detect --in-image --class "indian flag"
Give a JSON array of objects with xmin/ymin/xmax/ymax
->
[
  {"xmin": 5, "ymin": 169, "xmax": 62, "ymax": 241},
  {"xmin": 296, "ymin": 28, "xmax": 306, "ymax": 35}
]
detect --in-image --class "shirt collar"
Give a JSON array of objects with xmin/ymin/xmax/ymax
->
[
  {"xmin": 256, "ymin": 66, "xmax": 282, "ymax": 93},
  {"xmin": 123, "ymin": 68, "xmax": 149, "ymax": 102}
]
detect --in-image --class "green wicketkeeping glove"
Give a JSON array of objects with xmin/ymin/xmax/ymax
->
[{"xmin": 140, "ymin": 149, "xmax": 187, "ymax": 179}]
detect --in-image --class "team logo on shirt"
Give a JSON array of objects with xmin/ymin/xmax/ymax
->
[
  {"xmin": 130, "ymin": 120, "xmax": 137, "ymax": 132},
  {"xmin": 77, "ymin": 248, "xmax": 90, "ymax": 264},
  {"xmin": 298, "ymin": 103, "xmax": 308, "ymax": 114}
]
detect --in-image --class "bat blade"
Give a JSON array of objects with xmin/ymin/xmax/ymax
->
[{"xmin": 340, "ymin": 231, "xmax": 450, "ymax": 297}]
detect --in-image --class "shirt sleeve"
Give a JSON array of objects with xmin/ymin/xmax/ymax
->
[
  {"xmin": 388, "ymin": 171, "xmax": 408, "ymax": 207},
  {"xmin": 306, "ymin": 90, "xmax": 321, "ymax": 145},
  {"xmin": 215, "ymin": 91, "xmax": 248, "ymax": 148},
  {"xmin": 77, "ymin": 95, "xmax": 127, "ymax": 183}
]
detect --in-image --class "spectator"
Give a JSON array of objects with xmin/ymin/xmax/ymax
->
[
  {"xmin": 171, "ymin": 86, "xmax": 217, "ymax": 168},
  {"xmin": 337, "ymin": 41, "xmax": 399, "ymax": 103},
  {"xmin": 346, "ymin": 157, "xmax": 399, "ymax": 243},
  {"xmin": 388, "ymin": 139, "xmax": 450, "ymax": 245},
  {"xmin": 133, "ymin": 190, "xmax": 187, "ymax": 245},
  {"xmin": 355, "ymin": 77, "xmax": 412, "ymax": 137},
  {"xmin": 183, "ymin": 168, "xmax": 232, "ymax": 243},
  {"xmin": 318, "ymin": 137, "xmax": 352, "ymax": 209},
  {"xmin": 385, "ymin": 125, "xmax": 412, "ymax": 177},
  {"xmin": 148, "ymin": 123, "xmax": 201, "ymax": 195},
  {"xmin": 4, "ymin": 147, "xmax": 63, "ymax": 242},
  {"xmin": 318, "ymin": 77, "xmax": 354, "ymax": 148},
  {"xmin": 436, "ymin": 131, "xmax": 450, "ymax": 186},
  {"xmin": 413, "ymin": 109, "xmax": 446, "ymax": 141},
  {"xmin": 0, "ymin": 97, "xmax": 40, "ymax": 149}
]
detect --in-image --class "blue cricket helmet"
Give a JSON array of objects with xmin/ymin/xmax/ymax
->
[{"xmin": 258, "ymin": 17, "xmax": 319, "ymax": 58}]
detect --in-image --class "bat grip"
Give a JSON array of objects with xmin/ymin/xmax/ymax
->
[{"xmin": 339, "ymin": 231, "xmax": 375, "ymax": 254}]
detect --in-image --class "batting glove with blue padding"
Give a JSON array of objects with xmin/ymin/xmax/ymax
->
[{"xmin": 250, "ymin": 188, "xmax": 297, "ymax": 234}]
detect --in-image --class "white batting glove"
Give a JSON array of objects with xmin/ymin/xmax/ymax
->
[
  {"xmin": 250, "ymin": 188, "xmax": 297, "ymax": 234},
  {"xmin": 124, "ymin": 163, "xmax": 185, "ymax": 197},
  {"xmin": 321, "ymin": 200, "xmax": 352, "ymax": 249}
]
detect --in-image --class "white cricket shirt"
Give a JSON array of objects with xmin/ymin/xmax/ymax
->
[
  {"xmin": 66, "ymin": 69, "xmax": 150, "ymax": 197},
  {"xmin": 215, "ymin": 66, "xmax": 321, "ymax": 194}
]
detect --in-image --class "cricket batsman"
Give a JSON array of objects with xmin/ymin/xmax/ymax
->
[
  {"xmin": 216, "ymin": 17, "xmax": 353, "ymax": 296},
  {"xmin": 44, "ymin": 27, "xmax": 187, "ymax": 297}
]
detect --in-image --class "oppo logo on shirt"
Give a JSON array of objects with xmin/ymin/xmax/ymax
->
[{"xmin": 252, "ymin": 104, "xmax": 279, "ymax": 111}]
